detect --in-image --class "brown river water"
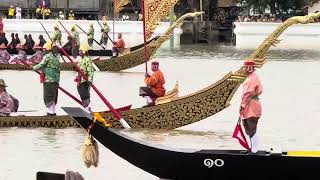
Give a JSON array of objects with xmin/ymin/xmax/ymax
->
[{"xmin": 0, "ymin": 45, "xmax": 320, "ymax": 179}]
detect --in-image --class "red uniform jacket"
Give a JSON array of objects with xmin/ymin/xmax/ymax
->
[
  {"xmin": 144, "ymin": 70, "xmax": 166, "ymax": 97},
  {"xmin": 113, "ymin": 38, "xmax": 125, "ymax": 48}
]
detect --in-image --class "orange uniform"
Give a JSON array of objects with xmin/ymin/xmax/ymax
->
[
  {"xmin": 144, "ymin": 70, "xmax": 166, "ymax": 97},
  {"xmin": 113, "ymin": 38, "xmax": 125, "ymax": 48}
]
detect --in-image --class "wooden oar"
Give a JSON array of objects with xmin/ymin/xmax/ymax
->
[
  {"xmin": 96, "ymin": 20, "xmax": 115, "ymax": 44},
  {"xmin": 75, "ymin": 24, "xmax": 105, "ymax": 50},
  {"xmin": 39, "ymin": 22, "xmax": 68, "ymax": 63},
  {"xmin": 57, "ymin": 21, "xmax": 131, "ymax": 129}
]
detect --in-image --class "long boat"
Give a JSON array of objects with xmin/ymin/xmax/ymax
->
[
  {"xmin": 63, "ymin": 107, "xmax": 320, "ymax": 180},
  {"xmin": 0, "ymin": 12, "xmax": 198, "ymax": 72},
  {"xmin": 0, "ymin": 13, "xmax": 318, "ymax": 129}
]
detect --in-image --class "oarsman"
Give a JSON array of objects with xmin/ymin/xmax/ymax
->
[
  {"xmin": 28, "ymin": 34, "xmax": 35, "ymax": 48},
  {"xmin": 0, "ymin": 79, "xmax": 14, "ymax": 116},
  {"xmin": 139, "ymin": 61, "xmax": 166, "ymax": 107},
  {"xmin": 0, "ymin": 43, "xmax": 10, "ymax": 64},
  {"xmin": 0, "ymin": 32, "xmax": 8, "ymax": 46},
  {"xmin": 33, "ymin": 41, "xmax": 60, "ymax": 116},
  {"xmin": 100, "ymin": 16, "xmax": 110, "ymax": 49},
  {"xmin": 112, "ymin": 33, "xmax": 125, "ymax": 57},
  {"xmin": 74, "ymin": 44, "xmax": 94, "ymax": 113},
  {"xmin": 87, "ymin": 23, "xmax": 94, "ymax": 47},
  {"xmin": 39, "ymin": 35, "xmax": 46, "ymax": 47},
  {"xmin": 70, "ymin": 25, "xmax": 80, "ymax": 58},
  {"xmin": 10, "ymin": 44, "xmax": 27, "ymax": 64},
  {"xmin": 27, "ymin": 44, "xmax": 43, "ymax": 64},
  {"xmin": 14, "ymin": 33, "xmax": 21, "ymax": 46},
  {"xmin": 52, "ymin": 24, "xmax": 62, "ymax": 46},
  {"xmin": 62, "ymin": 35, "xmax": 73, "ymax": 55},
  {"xmin": 239, "ymin": 60, "xmax": 263, "ymax": 154}
]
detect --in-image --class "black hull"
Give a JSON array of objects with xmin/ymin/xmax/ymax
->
[{"xmin": 63, "ymin": 107, "xmax": 319, "ymax": 180}]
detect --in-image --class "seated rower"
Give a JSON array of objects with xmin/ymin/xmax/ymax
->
[
  {"xmin": 27, "ymin": 44, "xmax": 43, "ymax": 64},
  {"xmin": 0, "ymin": 79, "xmax": 14, "ymax": 116},
  {"xmin": 62, "ymin": 35, "xmax": 73, "ymax": 55},
  {"xmin": 10, "ymin": 44, "xmax": 27, "ymax": 64},
  {"xmin": 139, "ymin": 61, "xmax": 166, "ymax": 107},
  {"xmin": 0, "ymin": 43, "xmax": 10, "ymax": 64},
  {"xmin": 112, "ymin": 33, "xmax": 125, "ymax": 57}
]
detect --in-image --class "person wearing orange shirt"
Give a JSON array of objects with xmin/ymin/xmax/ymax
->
[
  {"xmin": 139, "ymin": 61, "xmax": 166, "ymax": 107},
  {"xmin": 112, "ymin": 33, "xmax": 125, "ymax": 57}
]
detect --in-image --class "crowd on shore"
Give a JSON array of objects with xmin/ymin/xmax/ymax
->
[{"xmin": 235, "ymin": 14, "xmax": 282, "ymax": 23}]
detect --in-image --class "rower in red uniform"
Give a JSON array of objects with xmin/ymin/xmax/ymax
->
[
  {"xmin": 112, "ymin": 33, "xmax": 125, "ymax": 57},
  {"xmin": 139, "ymin": 61, "xmax": 166, "ymax": 107}
]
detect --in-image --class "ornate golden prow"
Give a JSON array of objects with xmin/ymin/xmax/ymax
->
[
  {"xmin": 155, "ymin": 12, "xmax": 204, "ymax": 44},
  {"xmin": 235, "ymin": 12, "xmax": 320, "ymax": 77}
]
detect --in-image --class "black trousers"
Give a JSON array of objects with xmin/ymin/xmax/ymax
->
[
  {"xmin": 139, "ymin": 86, "xmax": 158, "ymax": 98},
  {"xmin": 77, "ymin": 82, "xmax": 91, "ymax": 107},
  {"xmin": 242, "ymin": 117, "xmax": 260, "ymax": 137},
  {"xmin": 88, "ymin": 38, "xmax": 93, "ymax": 47},
  {"xmin": 43, "ymin": 82, "xmax": 59, "ymax": 107}
]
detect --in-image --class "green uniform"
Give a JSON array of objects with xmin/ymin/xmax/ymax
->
[
  {"xmin": 87, "ymin": 26, "xmax": 94, "ymax": 46},
  {"xmin": 79, "ymin": 56, "xmax": 94, "ymax": 83},
  {"xmin": 72, "ymin": 31, "xmax": 80, "ymax": 46},
  {"xmin": 77, "ymin": 56, "xmax": 94, "ymax": 107},
  {"xmin": 33, "ymin": 52, "xmax": 60, "ymax": 108},
  {"xmin": 100, "ymin": 21, "xmax": 110, "ymax": 46},
  {"xmin": 33, "ymin": 52, "xmax": 60, "ymax": 83},
  {"xmin": 53, "ymin": 29, "xmax": 62, "ymax": 46},
  {"xmin": 87, "ymin": 26, "xmax": 94, "ymax": 39},
  {"xmin": 71, "ymin": 30, "xmax": 80, "ymax": 58}
]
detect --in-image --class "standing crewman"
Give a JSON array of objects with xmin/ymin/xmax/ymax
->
[
  {"xmin": 100, "ymin": 16, "xmax": 110, "ymax": 49},
  {"xmin": 74, "ymin": 44, "xmax": 94, "ymax": 113},
  {"xmin": 52, "ymin": 24, "xmax": 62, "ymax": 46},
  {"xmin": 239, "ymin": 59, "xmax": 263, "ymax": 154},
  {"xmin": 87, "ymin": 23, "xmax": 94, "ymax": 47},
  {"xmin": 70, "ymin": 25, "xmax": 80, "ymax": 58},
  {"xmin": 33, "ymin": 41, "xmax": 61, "ymax": 116}
]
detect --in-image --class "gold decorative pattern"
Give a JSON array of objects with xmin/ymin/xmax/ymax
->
[
  {"xmin": 144, "ymin": 0, "xmax": 179, "ymax": 39},
  {"xmin": 0, "ymin": 115, "xmax": 79, "ymax": 128},
  {"xmin": 0, "ymin": 12, "xmax": 201, "ymax": 72},
  {"xmin": 234, "ymin": 12, "xmax": 320, "ymax": 78},
  {"xmin": 0, "ymin": 13, "xmax": 316, "ymax": 129},
  {"xmin": 114, "ymin": 0, "xmax": 130, "ymax": 15},
  {"xmin": 0, "ymin": 73, "xmax": 244, "ymax": 129}
]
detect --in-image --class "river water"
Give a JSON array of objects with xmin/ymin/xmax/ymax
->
[{"xmin": 0, "ymin": 45, "xmax": 320, "ymax": 180}]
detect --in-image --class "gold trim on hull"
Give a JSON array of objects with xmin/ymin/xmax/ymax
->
[{"xmin": 0, "ymin": 13, "xmax": 319, "ymax": 129}]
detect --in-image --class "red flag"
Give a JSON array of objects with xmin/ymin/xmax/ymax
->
[{"xmin": 232, "ymin": 120, "xmax": 250, "ymax": 150}]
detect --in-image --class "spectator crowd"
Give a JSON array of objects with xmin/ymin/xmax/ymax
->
[{"xmin": 235, "ymin": 14, "xmax": 282, "ymax": 23}]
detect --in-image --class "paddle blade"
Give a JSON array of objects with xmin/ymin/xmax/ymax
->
[{"xmin": 232, "ymin": 122, "xmax": 250, "ymax": 150}]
